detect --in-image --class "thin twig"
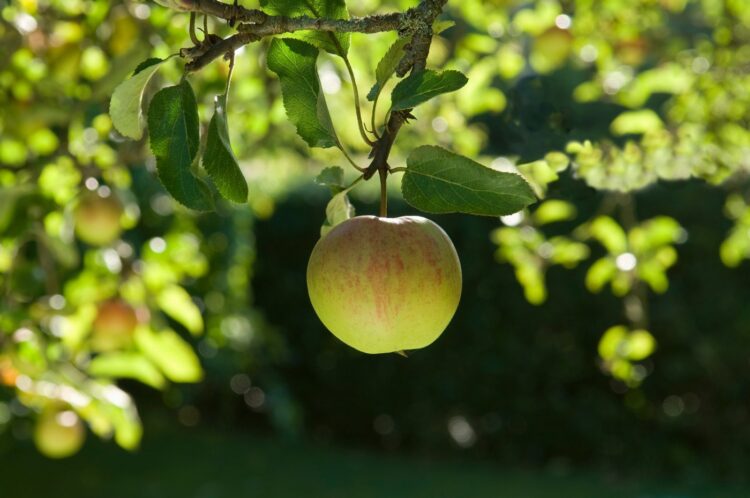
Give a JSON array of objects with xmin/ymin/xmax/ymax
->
[
  {"xmin": 178, "ymin": 0, "xmax": 437, "ymax": 73},
  {"xmin": 341, "ymin": 53, "xmax": 374, "ymax": 146},
  {"xmin": 337, "ymin": 143, "xmax": 366, "ymax": 172}
]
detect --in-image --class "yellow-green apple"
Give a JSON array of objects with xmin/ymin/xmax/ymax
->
[
  {"xmin": 73, "ymin": 192, "xmax": 123, "ymax": 246},
  {"xmin": 34, "ymin": 409, "xmax": 86, "ymax": 459},
  {"xmin": 91, "ymin": 300, "xmax": 138, "ymax": 352},
  {"xmin": 306, "ymin": 216, "xmax": 462, "ymax": 354},
  {"xmin": 531, "ymin": 26, "xmax": 573, "ymax": 73}
]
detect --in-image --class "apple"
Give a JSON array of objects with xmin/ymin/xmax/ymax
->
[
  {"xmin": 34, "ymin": 409, "xmax": 86, "ymax": 459},
  {"xmin": 306, "ymin": 216, "xmax": 462, "ymax": 354},
  {"xmin": 91, "ymin": 300, "xmax": 138, "ymax": 352},
  {"xmin": 531, "ymin": 26, "xmax": 573, "ymax": 73},
  {"xmin": 615, "ymin": 38, "xmax": 648, "ymax": 66},
  {"xmin": 73, "ymin": 192, "xmax": 123, "ymax": 246},
  {"xmin": 0, "ymin": 357, "xmax": 18, "ymax": 386}
]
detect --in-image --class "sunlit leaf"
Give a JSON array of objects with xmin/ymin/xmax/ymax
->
[
  {"xmin": 156, "ymin": 285, "xmax": 204, "ymax": 336},
  {"xmin": 549, "ymin": 237, "xmax": 590, "ymax": 267},
  {"xmin": 516, "ymin": 263, "xmax": 546, "ymax": 305},
  {"xmin": 402, "ymin": 146, "xmax": 536, "ymax": 216},
  {"xmin": 321, "ymin": 190, "xmax": 355, "ymax": 237},
  {"xmin": 110, "ymin": 58, "xmax": 165, "ymax": 140},
  {"xmin": 638, "ymin": 260, "xmax": 670, "ymax": 293},
  {"xmin": 533, "ymin": 200, "xmax": 576, "ymax": 225},
  {"xmin": 610, "ymin": 109, "xmax": 664, "ymax": 136},
  {"xmin": 89, "ymin": 352, "xmax": 166, "ymax": 389},
  {"xmin": 598, "ymin": 325, "xmax": 628, "ymax": 361},
  {"xmin": 315, "ymin": 166, "xmax": 346, "ymax": 192},
  {"xmin": 203, "ymin": 94, "xmax": 249, "ymax": 203},
  {"xmin": 390, "ymin": 70, "xmax": 468, "ymax": 111},
  {"xmin": 589, "ymin": 216, "xmax": 628, "ymax": 254},
  {"xmin": 626, "ymin": 330, "xmax": 656, "ymax": 361},
  {"xmin": 586, "ymin": 257, "xmax": 617, "ymax": 293},
  {"xmin": 618, "ymin": 64, "xmax": 694, "ymax": 108},
  {"xmin": 135, "ymin": 327, "xmax": 203, "ymax": 383},
  {"xmin": 266, "ymin": 38, "xmax": 338, "ymax": 149},
  {"xmin": 367, "ymin": 37, "xmax": 409, "ymax": 101}
]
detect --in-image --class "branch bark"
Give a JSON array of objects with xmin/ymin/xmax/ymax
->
[{"xmin": 176, "ymin": 0, "xmax": 445, "ymax": 74}]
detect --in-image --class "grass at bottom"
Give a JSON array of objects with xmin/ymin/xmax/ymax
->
[{"xmin": 0, "ymin": 427, "xmax": 747, "ymax": 498}]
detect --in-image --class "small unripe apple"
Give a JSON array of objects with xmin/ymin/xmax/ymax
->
[
  {"xmin": 91, "ymin": 300, "xmax": 138, "ymax": 352},
  {"xmin": 307, "ymin": 216, "xmax": 462, "ymax": 354},
  {"xmin": 73, "ymin": 192, "xmax": 123, "ymax": 246},
  {"xmin": 0, "ymin": 357, "xmax": 18, "ymax": 386},
  {"xmin": 531, "ymin": 26, "xmax": 573, "ymax": 73},
  {"xmin": 615, "ymin": 38, "xmax": 648, "ymax": 66},
  {"xmin": 34, "ymin": 409, "xmax": 85, "ymax": 459}
]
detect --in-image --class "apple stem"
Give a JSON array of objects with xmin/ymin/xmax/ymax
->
[{"xmin": 378, "ymin": 168, "xmax": 388, "ymax": 217}]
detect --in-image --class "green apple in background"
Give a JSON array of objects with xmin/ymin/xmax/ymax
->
[
  {"xmin": 73, "ymin": 192, "xmax": 123, "ymax": 246},
  {"xmin": 91, "ymin": 300, "xmax": 138, "ymax": 352},
  {"xmin": 34, "ymin": 409, "xmax": 86, "ymax": 459},
  {"xmin": 531, "ymin": 26, "xmax": 574, "ymax": 73},
  {"xmin": 616, "ymin": 37, "xmax": 648, "ymax": 66},
  {"xmin": 307, "ymin": 216, "xmax": 462, "ymax": 354}
]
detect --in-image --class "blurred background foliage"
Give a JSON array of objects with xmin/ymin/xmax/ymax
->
[{"xmin": 1, "ymin": 0, "xmax": 750, "ymax": 492}]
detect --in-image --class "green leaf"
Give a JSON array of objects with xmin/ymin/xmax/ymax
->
[
  {"xmin": 585, "ymin": 257, "xmax": 617, "ymax": 293},
  {"xmin": 266, "ymin": 38, "xmax": 338, "ymax": 149},
  {"xmin": 133, "ymin": 57, "xmax": 164, "ymax": 75},
  {"xmin": 260, "ymin": 0, "xmax": 349, "ymax": 55},
  {"xmin": 321, "ymin": 190, "xmax": 355, "ymax": 237},
  {"xmin": 618, "ymin": 64, "xmax": 693, "ymax": 108},
  {"xmin": 630, "ymin": 216, "xmax": 682, "ymax": 251},
  {"xmin": 367, "ymin": 37, "xmax": 410, "ymax": 101},
  {"xmin": 110, "ymin": 58, "xmax": 165, "ymax": 140},
  {"xmin": 610, "ymin": 109, "xmax": 664, "ymax": 136},
  {"xmin": 135, "ymin": 327, "xmax": 203, "ymax": 383},
  {"xmin": 156, "ymin": 284, "xmax": 204, "ymax": 336},
  {"xmin": 366, "ymin": 20, "xmax": 454, "ymax": 102},
  {"xmin": 626, "ymin": 329, "xmax": 656, "ymax": 361},
  {"xmin": 148, "ymin": 80, "xmax": 213, "ymax": 211},
  {"xmin": 589, "ymin": 216, "xmax": 627, "ymax": 254},
  {"xmin": 598, "ymin": 325, "xmax": 628, "ymax": 360},
  {"xmin": 402, "ymin": 146, "xmax": 536, "ymax": 216},
  {"xmin": 203, "ymin": 94, "xmax": 248, "ymax": 203},
  {"xmin": 432, "ymin": 20, "xmax": 456, "ymax": 35},
  {"xmin": 315, "ymin": 166, "xmax": 346, "ymax": 192},
  {"xmin": 390, "ymin": 70, "xmax": 468, "ymax": 111},
  {"xmin": 88, "ymin": 352, "xmax": 166, "ymax": 389},
  {"xmin": 533, "ymin": 200, "xmax": 576, "ymax": 225}
]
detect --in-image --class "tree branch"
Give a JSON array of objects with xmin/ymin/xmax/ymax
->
[
  {"xmin": 164, "ymin": 0, "xmax": 267, "ymax": 23},
  {"xmin": 177, "ymin": 0, "xmax": 444, "ymax": 73},
  {"xmin": 236, "ymin": 13, "xmax": 402, "ymax": 36},
  {"xmin": 364, "ymin": 0, "xmax": 448, "ymax": 181},
  {"xmin": 171, "ymin": 0, "xmax": 450, "ymax": 193}
]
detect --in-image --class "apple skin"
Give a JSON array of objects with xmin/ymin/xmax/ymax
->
[
  {"xmin": 0, "ymin": 357, "xmax": 18, "ymax": 386},
  {"xmin": 73, "ymin": 192, "xmax": 123, "ymax": 246},
  {"xmin": 307, "ymin": 216, "xmax": 462, "ymax": 354},
  {"xmin": 532, "ymin": 26, "xmax": 573, "ymax": 72},
  {"xmin": 34, "ymin": 409, "xmax": 86, "ymax": 459},
  {"xmin": 91, "ymin": 300, "xmax": 138, "ymax": 352},
  {"xmin": 615, "ymin": 38, "xmax": 648, "ymax": 66}
]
